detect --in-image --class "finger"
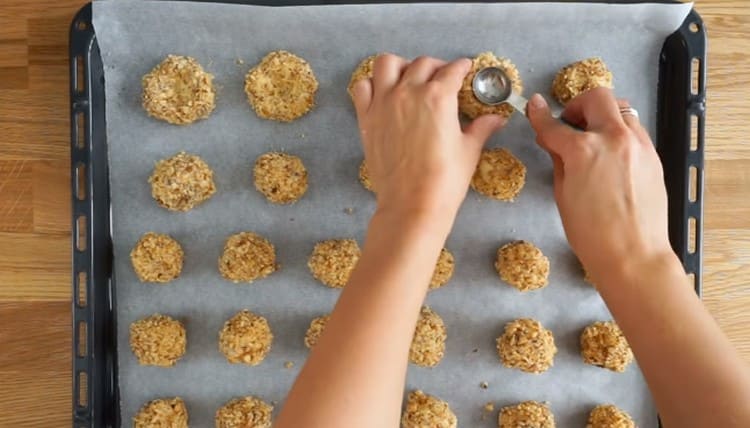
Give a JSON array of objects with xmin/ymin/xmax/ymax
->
[
  {"xmin": 463, "ymin": 114, "xmax": 507, "ymax": 149},
  {"xmin": 562, "ymin": 87, "xmax": 625, "ymax": 132},
  {"xmin": 550, "ymin": 152, "xmax": 564, "ymax": 202},
  {"xmin": 351, "ymin": 78, "xmax": 373, "ymax": 120},
  {"xmin": 616, "ymin": 99, "xmax": 651, "ymax": 144},
  {"xmin": 431, "ymin": 58, "xmax": 472, "ymax": 92},
  {"xmin": 527, "ymin": 93, "xmax": 581, "ymax": 158},
  {"xmin": 400, "ymin": 56, "xmax": 446, "ymax": 86},
  {"xmin": 372, "ymin": 53, "xmax": 408, "ymax": 96}
]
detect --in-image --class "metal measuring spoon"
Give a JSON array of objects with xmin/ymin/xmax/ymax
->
[
  {"xmin": 472, "ymin": 67, "xmax": 581, "ymax": 129},
  {"xmin": 472, "ymin": 67, "xmax": 529, "ymax": 116}
]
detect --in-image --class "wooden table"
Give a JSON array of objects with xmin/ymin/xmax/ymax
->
[{"xmin": 0, "ymin": 0, "xmax": 747, "ymax": 426}]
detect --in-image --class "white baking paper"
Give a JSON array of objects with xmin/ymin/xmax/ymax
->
[{"xmin": 93, "ymin": 1, "xmax": 692, "ymax": 426}]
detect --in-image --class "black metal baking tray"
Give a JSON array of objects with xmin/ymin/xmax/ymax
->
[{"xmin": 69, "ymin": 2, "xmax": 706, "ymax": 426}]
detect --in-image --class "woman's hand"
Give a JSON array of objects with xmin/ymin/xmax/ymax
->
[
  {"xmin": 526, "ymin": 88, "xmax": 672, "ymax": 280},
  {"xmin": 351, "ymin": 54, "xmax": 506, "ymax": 224}
]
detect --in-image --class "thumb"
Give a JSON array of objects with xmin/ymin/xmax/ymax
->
[
  {"xmin": 464, "ymin": 114, "xmax": 506, "ymax": 147},
  {"xmin": 527, "ymin": 93, "xmax": 578, "ymax": 158}
]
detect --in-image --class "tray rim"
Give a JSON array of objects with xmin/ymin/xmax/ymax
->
[{"xmin": 69, "ymin": 2, "xmax": 706, "ymax": 426}]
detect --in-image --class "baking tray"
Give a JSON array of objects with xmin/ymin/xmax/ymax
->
[{"xmin": 69, "ymin": 1, "xmax": 706, "ymax": 426}]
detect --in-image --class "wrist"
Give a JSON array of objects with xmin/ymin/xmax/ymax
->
[
  {"xmin": 370, "ymin": 202, "xmax": 455, "ymax": 244},
  {"xmin": 595, "ymin": 249, "xmax": 684, "ymax": 293}
]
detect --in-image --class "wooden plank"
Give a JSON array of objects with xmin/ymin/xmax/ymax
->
[
  {"xmin": 0, "ymin": 301, "xmax": 70, "ymax": 372},
  {"xmin": 703, "ymin": 229, "xmax": 750, "ymax": 361},
  {"xmin": 0, "ymin": 90, "xmax": 68, "ymax": 123},
  {"xmin": 0, "ymin": 66, "xmax": 28, "ymax": 89},
  {"xmin": 33, "ymin": 160, "xmax": 70, "ymax": 234},
  {"xmin": 0, "ymin": 232, "xmax": 69, "ymax": 301},
  {"xmin": 0, "ymin": 119, "xmax": 68, "ymax": 161},
  {"xmin": 0, "ymin": 371, "xmax": 70, "ymax": 428},
  {"xmin": 705, "ymin": 159, "xmax": 750, "ymax": 229},
  {"xmin": 0, "ymin": 160, "xmax": 33, "ymax": 233},
  {"xmin": 0, "ymin": 40, "xmax": 27, "ymax": 67}
]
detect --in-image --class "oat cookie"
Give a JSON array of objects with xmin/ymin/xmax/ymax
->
[
  {"xmin": 129, "ymin": 314, "xmax": 186, "ymax": 367},
  {"xmin": 580, "ymin": 321, "xmax": 633, "ymax": 372},
  {"xmin": 429, "ymin": 248, "xmax": 455, "ymax": 290},
  {"xmin": 471, "ymin": 148, "xmax": 526, "ymax": 201},
  {"xmin": 552, "ymin": 57, "xmax": 613, "ymax": 105},
  {"xmin": 495, "ymin": 240, "xmax": 550, "ymax": 291},
  {"xmin": 141, "ymin": 55, "xmax": 216, "ymax": 125},
  {"xmin": 409, "ymin": 306, "xmax": 447, "ymax": 367},
  {"xmin": 244, "ymin": 50, "xmax": 318, "ymax": 122},
  {"xmin": 401, "ymin": 390, "xmax": 457, "ymax": 428},
  {"xmin": 497, "ymin": 318, "xmax": 557, "ymax": 373},
  {"xmin": 308, "ymin": 239, "xmax": 361, "ymax": 288},
  {"xmin": 459, "ymin": 52, "xmax": 523, "ymax": 119},
  {"xmin": 149, "ymin": 152, "xmax": 216, "ymax": 212},
  {"xmin": 218, "ymin": 310, "xmax": 273, "ymax": 365},
  {"xmin": 358, "ymin": 160, "xmax": 374, "ymax": 192},
  {"xmin": 304, "ymin": 314, "xmax": 331, "ymax": 349},
  {"xmin": 133, "ymin": 397, "xmax": 188, "ymax": 428},
  {"xmin": 218, "ymin": 232, "xmax": 277, "ymax": 283},
  {"xmin": 215, "ymin": 396, "xmax": 273, "ymax": 428},
  {"xmin": 130, "ymin": 232, "xmax": 184, "ymax": 283},
  {"xmin": 348, "ymin": 55, "xmax": 377, "ymax": 97},
  {"xmin": 586, "ymin": 404, "xmax": 635, "ymax": 428},
  {"xmin": 499, "ymin": 401, "xmax": 555, "ymax": 428},
  {"xmin": 253, "ymin": 152, "xmax": 308, "ymax": 204}
]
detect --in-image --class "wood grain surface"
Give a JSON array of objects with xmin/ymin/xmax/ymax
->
[{"xmin": 0, "ymin": 1, "xmax": 748, "ymax": 426}]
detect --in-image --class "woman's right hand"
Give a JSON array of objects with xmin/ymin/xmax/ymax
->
[{"xmin": 526, "ymin": 88, "xmax": 674, "ymax": 281}]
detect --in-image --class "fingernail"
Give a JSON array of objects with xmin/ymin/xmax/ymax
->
[{"xmin": 529, "ymin": 94, "xmax": 547, "ymax": 110}]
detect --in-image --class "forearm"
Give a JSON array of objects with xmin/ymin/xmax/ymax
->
[
  {"xmin": 596, "ymin": 253, "xmax": 750, "ymax": 428},
  {"xmin": 276, "ymin": 207, "xmax": 452, "ymax": 428}
]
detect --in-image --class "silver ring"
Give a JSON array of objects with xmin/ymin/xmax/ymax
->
[{"xmin": 620, "ymin": 106, "xmax": 639, "ymax": 119}]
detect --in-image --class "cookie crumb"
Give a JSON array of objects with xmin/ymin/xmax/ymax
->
[
  {"xmin": 284, "ymin": 361, "xmax": 294, "ymax": 369},
  {"xmin": 480, "ymin": 381, "xmax": 489, "ymax": 389},
  {"xmin": 344, "ymin": 207, "xmax": 354, "ymax": 215}
]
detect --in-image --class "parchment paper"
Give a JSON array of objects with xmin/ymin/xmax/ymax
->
[{"xmin": 93, "ymin": 1, "xmax": 692, "ymax": 426}]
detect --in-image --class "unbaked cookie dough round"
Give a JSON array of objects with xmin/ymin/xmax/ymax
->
[
  {"xmin": 471, "ymin": 148, "xmax": 527, "ymax": 201},
  {"xmin": 244, "ymin": 50, "xmax": 318, "ymax": 122},
  {"xmin": 307, "ymin": 239, "xmax": 361, "ymax": 288},
  {"xmin": 304, "ymin": 314, "xmax": 331, "ymax": 349},
  {"xmin": 133, "ymin": 397, "xmax": 188, "ymax": 428},
  {"xmin": 348, "ymin": 55, "xmax": 376, "ymax": 97},
  {"xmin": 429, "ymin": 248, "xmax": 455, "ymax": 290},
  {"xmin": 215, "ymin": 396, "xmax": 273, "ymax": 428},
  {"xmin": 218, "ymin": 232, "xmax": 277, "ymax": 283},
  {"xmin": 409, "ymin": 306, "xmax": 446, "ymax": 367},
  {"xmin": 149, "ymin": 151, "xmax": 216, "ymax": 212},
  {"xmin": 551, "ymin": 57, "xmax": 613, "ymax": 105},
  {"xmin": 253, "ymin": 152, "xmax": 308, "ymax": 204},
  {"xmin": 459, "ymin": 52, "xmax": 523, "ymax": 119},
  {"xmin": 499, "ymin": 401, "xmax": 555, "ymax": 428},
  {"xmin": 580, "ymin": 321, "xmax": 633, "ymax": 372},
  {"xmin": 358, "ymin": 160, "xmax": 374, "ymax": 192},
  {"xmin": 586, "ymin": 404, "xmax": 635, "ymax": 428},
  {"xmin": 141, "ymin": 55, "xmax": 216, "ymax": 125},
  {"xmin": 218, "ymin": 310, "xmax": 273, "ymax": 365},
  {"xmin": 130, "ymin": 232, "xmax": 184, "ymax": 283},
  {"xmin": 496, "ymin": 318, "xmax": 557, "ymax": 373},
  {"xmin": 495, "ymin": 240, "xmax": 550, "ymax": 291},
  {"xmin": 401, "ymin": 390, "xmax": 457, "ymax": 428},
  {"xmin": 129, "ymin": 314, "xmax": 187, "ymax": 367}
]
